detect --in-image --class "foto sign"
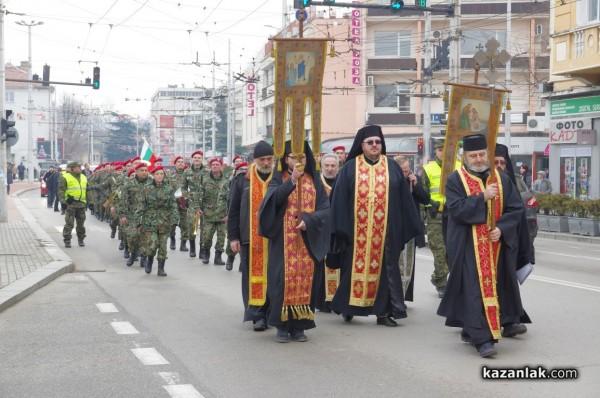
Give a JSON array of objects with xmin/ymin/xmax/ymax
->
[{"xmin": 549, "ymin": 118, "xmax": 591, "ymax": 143}]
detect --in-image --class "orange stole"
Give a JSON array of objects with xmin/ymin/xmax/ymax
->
[
  {"xmin": 281, "ymin": 173, "xmax": 317, "ymax": 321},
  {"xmin": 350, "ymin": 155, "xmax": 390, "ymax": 307},
  {"xmin": 320, "ymin": 173, "xmax": 339, "ymax": 302},
  {"xmin": 248, "ymin": 164, "xmax": 272, "ymax": 306},
  {"xmin": 458, "ymin": 167, "xmax": 504, "ymax": 340}
]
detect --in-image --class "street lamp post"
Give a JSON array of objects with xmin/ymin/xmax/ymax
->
[{"xmin": 15, "ymin": 20, "xmax": 44, "ymax": 183}]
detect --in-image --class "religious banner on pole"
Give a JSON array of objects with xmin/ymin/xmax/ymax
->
[
  {"xmin": 272, "ymin": 38, "xmax": 328, "ymax": 167},
  {"xmin": 440, "ymin": 83, "xmax": 509, "ymax": 195}
]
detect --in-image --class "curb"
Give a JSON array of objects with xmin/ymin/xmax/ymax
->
[
  {"xmin": 537, "ymin": 231, "xmax": 600, "ymax": 245},
  {"xmin": 0, "ymin": 188, "xmax": 74, "ymax": 313}
]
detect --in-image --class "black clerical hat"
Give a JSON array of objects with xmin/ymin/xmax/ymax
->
[
  {"xmin": 462, "ymin": 134, "xmax": 487, "ymax": 151},
  {"xmin": 346, "ymin": 125, "xmax": 387, "ymax": 161},
  {"xmin": 253, "ymin": 140, "xmax": 273, "ymax": 158}
]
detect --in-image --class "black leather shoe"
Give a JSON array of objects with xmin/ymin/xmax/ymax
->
[
  {"xmin": 276, "ymin": 327, "xmax": 290, "ymax": 343},
  {"xmin": 477, "ymin": 342, "xmax": 497, "ymax": 358},
  {"xmin": 64, "ymin": 240, "xmax": 71, "ymax": 248},
  {"xmin": 225, "ymin": 256, "xmax": 234, "ymax": 271},
  {"xmin": 343, "ymin": 314, "xmax": 353, "ymax": 322},
  {"xmin": 253, "ymin": 319, "xmax": 267, "ymax": 332},
  {"xmin": 437, "ymin": 286, "xmax": 445, "ymax": 298},
  {"xmin": 78, "ymin": 240, "xmax": 85, "ymax": 247},
  {"xmin": 290, "ymin": 329, "xmax": 307, "ymax": 342},
  {"xmin": 502, "ymin": 323, "xmax": 527, "ymax": 337},
  {"xmin": 460, "ymin": 329, "xmax": 470, "ymax": 343},
  {"xmin": 376, "ymin": 316, "xmax": 398, "ymax": 327}
]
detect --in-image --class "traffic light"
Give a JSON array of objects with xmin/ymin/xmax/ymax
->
[
  {"xmin": 293, "ymin": 0, "xmax": 311, "ymax": 8},
  {"xmin": 417, "ymin": 137, "xmax": 424, "ymax": 156},
  {"xmin": 391, "ymin": 1, "xmax": 404, "ymax": 13},
  {"xmin": 42, "ymin": 64, "xmax": 50, "ymax": 87},
  {"xmin": 1, "ymin": 111, "xmax": 16, "ymax": 143},
  {"xmin": 416, "ymin": 0, "xmax": 427, "ymax": 9},
  {"xmin": 93, "ymin": 66, "xmax": 100, "ymax": 90}
]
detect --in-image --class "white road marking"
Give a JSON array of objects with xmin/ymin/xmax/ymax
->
[
  {"xmin": 96, "ymin": 303, "xmax": 119, "ymax": 313},
  {"xmin": 530, "ymin": 275, "xmax": 600, "ymax": 293},
  {"xmin": 131, "ymin": 348, "xmax": 169, "ymax": 365},
  {"xmin": 159, "ymin": 372, "xmax": 182, "ymax": 385},
  {"xmin": 110, "ymin": 321, "xmax": 139, "ymax": 335},
  {"xmin": 536, "ymin": 250, "xmax": 600, "ymax": 262},
  {"xmin": 163, "ymin": 385, "xmax": 204, "ymax": 398}
]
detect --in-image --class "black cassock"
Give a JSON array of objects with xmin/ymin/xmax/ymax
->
[
  {"xmin": 328, "ymin": 156, "xmax": 422, "ymax": 319},
  {"xmin": 258, "ymin": 171, "xmax": 331, "ymax": 330},
  {"xmin": 437, "ymin": 169, "xmax": 531, "ymax": 345}
]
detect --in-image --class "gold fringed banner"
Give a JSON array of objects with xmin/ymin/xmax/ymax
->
[{"xmin": 272, "ymin": 38, "xmax": 328, "ymax": 162}]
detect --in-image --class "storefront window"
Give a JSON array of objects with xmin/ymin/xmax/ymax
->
[{"xmin": 559, "ymin": 146, "xmax": 592, "ymax": 199}]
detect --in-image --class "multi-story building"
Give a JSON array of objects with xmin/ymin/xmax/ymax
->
[
  {"xmin": 5, "ymin": 61, "xmax": 55, "ymax": 171},
  {"xmin": 547, "ymin": 0, "xmax": 600, "ymax": 199}
]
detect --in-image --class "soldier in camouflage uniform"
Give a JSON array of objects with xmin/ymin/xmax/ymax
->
[
  {"xmin": 199, "ymin": 158, "xmax": 230, "ymax": 265},
  {"xmin": 114, "ymin": 166, "xmax": 137, "ymax": 258},
  {"xmin": 87, "ymin": 164, "xmax": 101, "ymax": 217},
  {"xmin": 182, "ymin": 150, "xmax": 209, "ymax": 258},
  {"xmin": 135, "ymin": 166, "xmax": 179, "ymax": 276},
  {"xmin": 58, "ymin": 161, "xmax": 89, "ymax": 248},
  {"xmin": 119, "ymin": 162, "xmax": 152, "ymax": 267},
  {"xmin": 106, "ymin": 163, "xmax": 122, "ymax": 238},
  {"xmin": 225, "ymin": 160, "xmax": 248, "ymax": 270},
  {"xmin": 167, "ymin": 155, "xmax": 189, "ymax": 252}
]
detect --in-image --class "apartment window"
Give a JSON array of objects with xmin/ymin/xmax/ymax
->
[
  {"xmin": 374, "ymin": 31, "xmax": 411, "ymax": 58},
  {"xmin": 397, "ymin": 83, "xmax": 410, "ymax": 113},
  {"xmin": 374, "ymin": 83, "xmax": 411, "ymax": 112},
  {"xmin": 461, "ymin": 30, "xmax": 507, "ymax": 56},
  {"xmin": 5, "ymin": 91, "xmax": 14, "ymax": 102},
  {"xmin": 588, "ymin": 0, "xmax": 600, "ymax": 23}
]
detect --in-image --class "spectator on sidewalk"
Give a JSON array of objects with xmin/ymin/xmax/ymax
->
[
  {"xmin": 43, "ymin": 167, "xmax": 57, "ymax": 208},
  {"xmin": 519, "ymin": 164, "xmax": 532, "ymax": 189},
  {"xmin": 17, "ymin": 162, "xmax": 25, "ymax": 181},
  {"xmin": 6, "ymin": 164, "xmax": 14, "ymax": 194},
  {"xmin": 531, "ymin": 171, "xmax": 552, "ymax": 195}
]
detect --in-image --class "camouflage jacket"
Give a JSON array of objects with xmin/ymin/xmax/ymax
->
[
  {"xmin": 118, "ymin": 176, "xmax": 152, "ymax": 219},
  {"xmin": 182, "ymin": 164, "xmax": 208, "ymax": 206},
  {"xmin": 200, "ymin": 172, "xmax": 229, "ymax": 221},
  {"xmin": 134, "ymin": 181, "xmax": 179, "ymax": 233}
]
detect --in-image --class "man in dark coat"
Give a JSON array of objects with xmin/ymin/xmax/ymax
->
[
  {"xmin": 258, "ymin": 140, "xmax": 330, "ymax": 343},
  {"xmin": 437, "ymin": 134, "xmax": 530, "ymax": 358},
  {"xmin": 228, "ymin": 141, "xmax": 274, "ymax": 331},
  {"xmin": 328, "ymin": 125, "xmax": 422, "ymax": 326}
]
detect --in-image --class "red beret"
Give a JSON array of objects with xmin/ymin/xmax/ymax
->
[
  {"xmin": 123, "ymin": 159, "xmax": 132, "ymax": 166},
  {"xmin": 332, "ymin": 145, "xmax": 345, "ymax": 152},
  {"xmin": 191, "ymin": 150, "xmax": 203, "ymax": 158},
  {"xmin": 131, "ymin": 156, "xmax": 141, "ymax": 162},
  {"xmin": 209, "ymin": 158, "xmax": 222, "ymax": 165},
  {"xmin": 235, "ymin": 161, "xmax": 248, "ymax": 171},
  {"xmin": 127, "ymin": 168, "xmax": 136, "ymax": 177},
  {"xmin": 233, "ymin": 155, "xmax": 242, "ymax": 163},
  {"xmin": 150, "ymin": 165, "xmax": 164, "ymax": 174},
  {"xmin": 115, "ymin": 165, "xmax": 123, "ymax": 171},
  {"xmin": 134, "ymin": 163, "xmax": 147, "ymax": 171},
  {"xmin": 173, "ymin": 155, "xmax": 183, "ymax": 164}
]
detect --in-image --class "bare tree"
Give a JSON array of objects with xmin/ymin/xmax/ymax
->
[{"xmin": 56, "ymin": 94, "xmax": 91, "ymax": 161}]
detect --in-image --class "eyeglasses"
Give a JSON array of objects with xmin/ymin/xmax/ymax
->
[
  {"xmin": 494, "ymin": 160, "xmax": 506, "ymax": 166},
  {"xmin": 363, "ymin": 139, "xmax": 382, "ymax": 146}
]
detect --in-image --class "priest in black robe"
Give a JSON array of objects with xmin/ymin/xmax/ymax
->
[
  {"xmin": 258, "ymin": 141, "xmax": 330, "ymax": 343},
  {"xmin": 437, "ymin": 134, "xmax": 530, "ymax": 358},
  {"xmin": 328, "ymin": 125, "xmax": 422, "ymax": 326}
]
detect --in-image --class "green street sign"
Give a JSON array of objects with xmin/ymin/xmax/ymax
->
[{"xmin": 550, "ymin": 95, "xmax": 600, "ymax": 116}]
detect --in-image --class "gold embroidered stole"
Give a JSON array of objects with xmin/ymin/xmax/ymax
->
[
  {"xmin": 281, "ymin": 173, "xmax": 317, "ymax": 321},
  {"xmin": 321, "ymin": 173, "xmax": 339, "ymax": 301},
  {"xmin": 350, "ymin": 155, "xmax": 390, "ymax": 307},
  {"xmin": 458, "ymin": 167, "xmax": 504, "ymax": 340},
  {"xmin": 248, "ymin": 164, "xmax": 272, "ymax": 306}
]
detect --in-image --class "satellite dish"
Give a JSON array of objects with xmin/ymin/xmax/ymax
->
[{"xmin": 433, "ymin": 31, "xmax": 441, "ymax": 39}]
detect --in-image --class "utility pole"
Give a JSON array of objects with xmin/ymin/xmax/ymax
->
[
  {"xmin": 449, "ymin": 0, "xmax": 461, "ymax": 85},
  {"xmin": 423, "ymin": 11, "xmax": 432, "ymax": 164},
  {"xmin": 211, "ymin": 52, "xmax": 216, "ymax": 158},
  {"xmin": 227, "ymin": 39, "xmax": 234, "ymax": 164},
  {"xmin": 505, "ymin": 0, "xmax": 512, "ymax": 153},
  {"xmin": 1, "ymin": 0, "xmax": 7, "ymax": 222}
]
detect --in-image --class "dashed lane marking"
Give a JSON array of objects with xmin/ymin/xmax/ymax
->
[
  {"xmin": 163, "ymin": 384, "xmax": 205, "ymax": 398},
  {"xmin": 96, "ymin": 303, "xmax": 119, "ymax": 313},
  {"xmin": 536, "ymin": 250, "xmax": 600, "ymax": 262},
  {"xmin": 131, "ymin": 348, "xmax": 170, "ymax": 365},
  {"xmin": 159, "ymin": 372, "xmax": 182, "ymax": 385},
  {"xmin": 530, "ymin": 275, "xmax": 600, "ymax": 293},
  {"xmin": 110, "ymin": 321, "xmax": 139, "ymax": 335}
]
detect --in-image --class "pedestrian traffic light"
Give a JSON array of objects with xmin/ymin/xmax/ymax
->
[
  {"xmin": 391, "ymin": 1, "xmax": 404, "ymax": 13},
  {"xmin": 416, "ymin": 0, "xmax": 427, "ymax": 10},
  {"xmin": 42, "ymin": 64, "xmax": 50, "ymax": 87},
  {"xmin": 1, "ymin": 112, "xmax": 16, "ymax": 143},
  {"xmin": 417, "ymin": 137, "xmax": 424, "ymax": 156},
  {"xmin": 93, "ymin": 66, "xmax": 100, "ymax": 90}
]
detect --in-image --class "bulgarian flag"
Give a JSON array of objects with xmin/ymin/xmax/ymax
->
[{"xmin": 140, "ymin": 139, "xmax": 158, "ymax": 165}]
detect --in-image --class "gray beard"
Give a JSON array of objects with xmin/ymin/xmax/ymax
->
[
  {"xmin": 257, "ymin": 165, "xmax": 272, "ymax": 174},
  {"xmin": 323, "ymin": 172, "xmax": 336, "ymax": 179},
  {"xmin": 465, "ymin": 161, "xmax": 490, "ymax": 174}
]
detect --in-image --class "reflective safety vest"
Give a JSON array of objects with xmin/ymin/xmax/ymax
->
[
  {"xmin": 64, "ymin": 172, "xmax": 88, "ymax": 203},
  {"xmin": 423, "ymin": 159, "xmax": 461, "ymax": 210}
]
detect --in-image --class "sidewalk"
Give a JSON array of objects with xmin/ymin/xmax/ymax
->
[{"xmin": 0, "ymin": 182, "xmax": 73, "ymax": 313}]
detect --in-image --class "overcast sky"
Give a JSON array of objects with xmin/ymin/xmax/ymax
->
[{"xmin": 4, "ymin": 0, "xmax": 291, "ymax": 117}]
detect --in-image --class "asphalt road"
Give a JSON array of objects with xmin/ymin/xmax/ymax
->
[{"xmin": 1, "ymin": 190, "xmax": 598, "ymax": 397}]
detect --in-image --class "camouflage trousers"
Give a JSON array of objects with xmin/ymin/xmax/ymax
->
[
  {"xmin": 427, "ymin": 218, "xmax": 448, "ymax": 288},
  {"xmin": 124, "ymin": 222, "xmax": 141, "ymax": 254},
  {"xmin": 201, "ymin": 221, "xmax": 226, "ymax": 252},
  {"xmin": 139, "ymin": 230, "xmax": 169, "ymax": 260},
  {"xmin": 171, "ymin": 207, "xmax": 189, "ymax": 241},
  {"xmin": 63, "ymin": 203, "xmax": 86, "ymax": 241}
]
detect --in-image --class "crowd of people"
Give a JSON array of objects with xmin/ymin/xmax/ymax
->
[{"xmin": 41, "ymin": 125, "xmax": 533, "ymax": 358}]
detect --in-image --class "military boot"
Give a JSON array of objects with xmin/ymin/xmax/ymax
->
[
  {"xmin": 225, "ymin": 255, "xmax": 235, "ymax": 271},
  {"xmin": 110, "ymin": 225, "xmax": 117, "ymax": 239},
  {"xmin": 145, "ymin": 255, "xmax": 154, "ymax": 274},
  {"xmin": 179, "ymin": 240, "xmax": 188, "ymax": 252},
  {"xmin": 126, "ymin": 253, "xmax": 136, "ymax": 266},
  {"xmin": 140, "ymin": 255, "xmax": 146, "ymax": 267},
  {"xmin": 123, "ymin": 243, "xmax": 130, "ymax": 258},
  {"xmin": 169, "ymin": 235, "xmax": 176, "ymax": 250},
  {"xmin": 202, "ymin": 248, "xmax": 210, "ymax": 264},
  {"xmin": 118, "ymin": 240, "xmax": 124, "ymax": 251},
  {"xmin": 214, "ymin": 251, "xmax": 225, "ymax": 266},
  {"xmin": 157, "ymin": 260, "xmax": 167, "ymax": 277},
  {"xmin": 189, "ymin": 239, "xmax": 196, "ymax": 257}
]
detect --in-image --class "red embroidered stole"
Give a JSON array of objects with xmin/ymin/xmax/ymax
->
[
  {"xmin": 320, "ymin": 173, "xmax": 339, "ymax": 301},
  {"xmin": 248, "ymin": 164, "xmax": 272, "ymax": 306},
  {"xmin": 458, "ymin": 167, "xmax": 504, "ymax": 340},
  {"xmin": 281, "ymin": 173, "xmax": 317, "ymax": 321},
  {"xmin": 350, "ymin": 155, "xmax": 389, "ymax": 307}
]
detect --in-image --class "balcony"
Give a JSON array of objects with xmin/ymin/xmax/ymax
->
[{"xmin": 553, "ymin": 28, "xmax": 600, "ymax": 85}]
